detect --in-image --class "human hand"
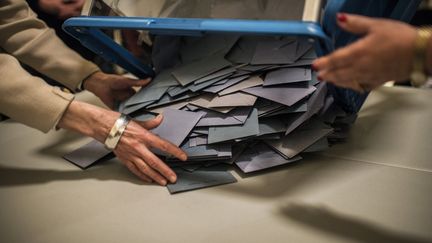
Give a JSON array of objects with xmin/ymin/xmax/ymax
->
[
  {"xmin": 38, "ymin": 0, "xmax": 85, "ymax": 19},
  {"xmin": 58, "ymin": 101, "xmax": 187, "ymax": 185},
  {"xmin": 83, "ymin": 71, "xmax": 151, "ymax": 110},
  {"xmin": 113, "ymin": 115, "xmax": 188, "ymax": 185},
  {"xmin": 313, "ymin": 13, "xmax": 417, "ymax": 92}
]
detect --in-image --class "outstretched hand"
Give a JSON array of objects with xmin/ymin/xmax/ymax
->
[
  {"xmin": 114, "ymin": 114, "xmax": 188, "ymax": 185},
  {"xmin": 83, "ymin": 71, "xmax": 151, "ymax": 110},
  {"xmin": 58, "ymin": 101, "xmax": 187, "ymax": 185},
  {"xmin": 313, "ymin": 13, "xmax": 417, "ymax": 92}
]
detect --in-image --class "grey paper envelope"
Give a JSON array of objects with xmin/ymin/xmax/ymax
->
[
  {"xmin": 251, "ymin": 39, "xmax": 297, "ymax": 65},
  {"xmin": 121, "ymin": 100, "xmax": 155, "ymax": 115},
  {"xmin": 174, "ymin": 143, "xmax": 231, "ymax": 161},
  {"xmin": 207, "ymin": 108, "xmax": 259, "ymax": 144},
  {"xmin": 151, "ymin": 68, "xmax": 181, "ymax": 88},
  {"xmin": 294, "ymin": 40, "xmax": 314, "ymax": 60},
  {"xmin": 302, "ymin": 48, "xmax": 317, "ymax": 59},
  {"xmin": 151, "ymin": 108, "xmax": 205, "ymax": 147},
  {"xmin": 263, "ymin": 99, "xmax": 308, "ymax": 117},
  {"xmin": 167, "ymin": 84, "xmax": 192, "ymax": 97},
  {"xmin": 181, "ymin": 35, "xmax": 239, "ymax": 63},
  {"xmin": 172, "ymin": 55, "xmax": 232, "ymax": 86},
  {"xmin": 266, "ymin": 128, "xmax": 333, "ymax": 159},
  {"xmin": 196, "ymin": 107, "xmax": 251, "ymax": 127},
  {"xmin": 239, "ymin": 64, "xmax": 276, "ymax": 72},
  {"xmin": 235, "ymin": 143, "xmax": 302, "ymax": 173},
  {"xmin": 203, "ymin": 75, "xmax": 249, "ymax": 93},
  {"xmin": 258, "ymin": 118, "xmax": 287, "ymax": 136},
  {"xmin": 192, "ymin": 127, "xmax": 209, "ymax": 135},
  {"xmin": 147, "ymin": 92, "xmax": 198, "ymax": 110},
  {"xmin": 188, "ymin": 94, "xmax": 235, "ymax": 113},
  {"xmin": 63, "ymin": 140, "xmax": 112, "ymax": 169},
  {"xmin": 226, "ymin": 36, "xmax": 263, "ymax": 64},
  {"xmin": 188, "ymin": 73, "xmax": 232, "ymax": 92},
  {"xmin": 264, "ymin": 68, "xmax": 312, "ymax": 86},
  {"xmin": 282, "ymin": 82, "xmax": 327, "ymax": 135},
  {"xmin": 243, "ymin": 85, "xmax": 316, "ymax": 107},
  {"xmin": 303, "ymin": 137, "xmax": 329, "ymax": 153},
  {"xmin": 218, "ymin": 76, "xmax": 264, "ymax": 96},
  {"xmin": 124, "ymin": 86, "xmax": 170, "ymax": 108},
  {"xmin": 278, "ymin": 58, "xmax": 314, "ymax": 68},
  {"xmin": 256, "ymin": 100, "xmax": 284, "ymax": 117},
  {"xmin": 208, "ymin": 92, "xmax": 257, "ymax": 108},
  {"xmin": 167, "ymin": 167, "xmax": 237, "ymax": 194},
  {"xmin": 193, "ymin": 66, "xmax": 237, "ymax": 84}
]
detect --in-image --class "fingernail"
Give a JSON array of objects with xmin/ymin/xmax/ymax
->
[
  {"xmin": 337, "ymin": 13, "xmax": 347, "ymax": 22},
  {"xmin": 317, "ymin": 75, "xmax": 324, "ymax": 81},
  {"xmin": 181, "ymin": 154, "xmax": 188, "ymax": 161},
  {"xmin": 160, "ymin": 179, "xmax": 167, "ymax": 186},
  {"xmin": 311, "ymin": 63, "xmax": 318, "ymax": 71},
  {"xmin": 169, "ymin": 175, "xmax": 177, "ymax": 183}
]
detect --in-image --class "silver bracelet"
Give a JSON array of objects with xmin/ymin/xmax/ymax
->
[{"xmin": 104, "ymin": 114, "xmax": 131, "ymax": 150}]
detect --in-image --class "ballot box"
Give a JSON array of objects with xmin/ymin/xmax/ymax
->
[{"xmin": 62, "ymin": 0, "xmax": 421, "ymax": 194}]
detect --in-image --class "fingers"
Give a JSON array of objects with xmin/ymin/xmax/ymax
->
[
  {"xmin": 116, "ymin": 142, "xmax": 178, "ymax": 185},
  {"xmin": 132, "ymin": 147, "xmax": 176, "ymax": 185},
  {"xmin": 112, "ymin": 77, "xmax": 151, "ymax": 90},
  {"xmin": 144, "ymin": 132, "xmax": 188, "ymax": 162},
  {"xmin": 318, "ymin": 68, "xmax": 365, "ymax": 93},
  {"xmin": 313, "ymin": 41, "xmax": 362, "ymax": 71},
  {"xmin": 318, "ymin": 65, "xmax": 357, "ymax": 84},
  {"xmin": 136, "ymin": 114, "xmax": 163, "ymax": 130},
  {"xmin": 337, "ymin": 13, "xmax": 375, "ymax": 35},
  {"xmin": 115, "ymin": 121, "xmax": 185, "ymax": 185},
  {"xmin": 123, "ymin": 160, "xmax": 153, "ymax": 183}
]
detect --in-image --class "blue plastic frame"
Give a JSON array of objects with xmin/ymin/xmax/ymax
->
[
  {"xmin": 63, "ymin": 17, "xmax": 332, "ymax": 78},
  {"xmin": 63, "ymin": 0, "xmax": 422, "ymax": 114}
]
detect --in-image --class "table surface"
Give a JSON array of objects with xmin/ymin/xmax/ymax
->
[{"xmin": 0, "ymin": 86, "xmax": 431, "ymax": 243}]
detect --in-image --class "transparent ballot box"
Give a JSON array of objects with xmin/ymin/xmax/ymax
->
[{"xmin": 61, "ymin": 0, "xmax": 421, "ymax": 182}]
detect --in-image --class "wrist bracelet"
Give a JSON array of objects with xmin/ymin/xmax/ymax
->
[
  {"xmin": 410, "ymin": 26, "xmax": 432, "ymax": 87},
  {"xmin": 104, "ymin": 114, "xmax": 131, "ymax": 150}
]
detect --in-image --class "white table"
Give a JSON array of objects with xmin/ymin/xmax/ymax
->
[{"xmin": 0, "ymin": 86, "xmax": 431, "ymax": 243}]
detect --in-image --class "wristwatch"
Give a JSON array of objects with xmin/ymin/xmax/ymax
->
[
  {"xmin": 410, "ymin": 26, "xmax": 432, "ymax": 87},
  {"xmin": 104, "ymin": 114, "xmax": 131, "ymax": 150}
]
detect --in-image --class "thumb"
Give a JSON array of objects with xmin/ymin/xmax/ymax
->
[
  {"xmin": 337, "ymin": 13, "xmax": 375, "ymax": 35},
  {"xmin": 136, "ymin": 114, "xmax": 163, "ymax": 130}
]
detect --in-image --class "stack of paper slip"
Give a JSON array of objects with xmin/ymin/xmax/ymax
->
[{"xmin": 64, "ymin": 35, "xmax": 355, "ymax": 194}]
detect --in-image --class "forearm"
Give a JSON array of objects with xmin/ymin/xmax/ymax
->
[{"xmin": 57, "ymin": 100, "xmax": 118, "ymax": 143}]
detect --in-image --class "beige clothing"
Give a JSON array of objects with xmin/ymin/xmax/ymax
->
[
  {"xmin": 118, "ymin": 0, "xmax": 304, "ymax": 20},
  {"xmin": 0, "ymin": 0, "xmax": 99, "ymax": 132}
]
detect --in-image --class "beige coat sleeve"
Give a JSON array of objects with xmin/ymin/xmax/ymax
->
[
  {"xmin": 0, "ymin": 53, "xmax": 75, "ymax": 132},
  {"xmin": 0, "ymin": 0, "xmax": 99, "ymax": 91},
  {"xmin": 0, "ymin": 0, "xmax": 100, "ymax": 132}
]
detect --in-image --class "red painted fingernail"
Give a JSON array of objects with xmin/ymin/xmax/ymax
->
[
  {"xmin": 317, "ymin": 75, "xmax": 323, "ymax": 81},
  {"xmin": 337, "ymin": 13, "xmax": 347, "ymax": 22},
  {"xmin": 311, "ymin": 63, "xmax": 318, "ymax": 71}
]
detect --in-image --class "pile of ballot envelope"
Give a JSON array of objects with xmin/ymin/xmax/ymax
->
[{"xmin": 64, "ymin": 35, "xmax": 354, "ymax": 193}]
